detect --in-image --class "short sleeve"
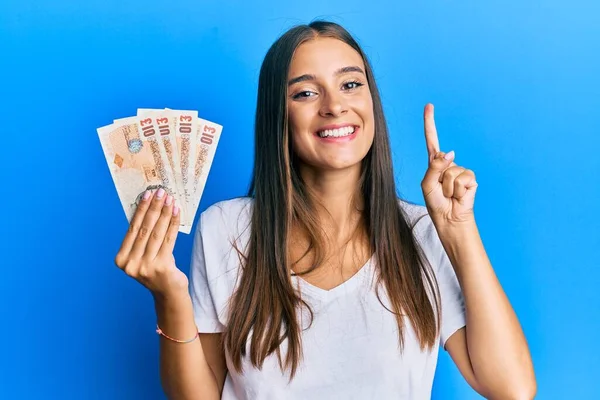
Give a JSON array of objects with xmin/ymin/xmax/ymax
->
[
  {"xmin": 414, "ymin": 213, "xmax": 466, "ymax": 350},
  {"xmin": 188, "ymin": 210, "xmax": 227, "ymax": 333}
]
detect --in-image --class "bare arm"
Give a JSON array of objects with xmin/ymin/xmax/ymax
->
[
  {"xmin": 439, "ymin": 222, "xmax": 536, "ymax": 400},
  {"xmin": 420, "ymin": 103, "xmax": 536, "ymax": 398},
  {"xmin": 198, "ymin": 333, "xmax": 228, "ymax": 393},
  {"xmin": 113, "ymin": 188, "xmax": 225, "ymax": 400},
  {"xmin": 155, "ymin": 292, "xmax": 224, "ymax": 400}
]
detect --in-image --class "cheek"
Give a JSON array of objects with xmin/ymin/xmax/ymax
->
[
  {"xmin": 362, "ymin": 95, "xmax": 375, "ymax": 121},
  {"xmin": 350, "ymin": 92, "xmax": 374, "ymax": 120},
  {"xmin": 288, "ymin": 103, "xmax": 314, "ymax": 131},
  {"xmin": 353, "ymin": 96, "xmax": 375, "ymax": 139},
  {"xmin": 288, "ymin": 104, "xmax": 318, "ymax": 153},
  {"xmin": 289, "ymin": 118, "xmax": 313, "ymax": 157},
  {"xmin": 290, "ymin": 130, "xmax": 306, "ymax": 153}
]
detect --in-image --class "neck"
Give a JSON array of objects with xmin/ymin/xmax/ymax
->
[{"xmin": 298, "ymin": 163, "xmax": 364, "ymax": 242}]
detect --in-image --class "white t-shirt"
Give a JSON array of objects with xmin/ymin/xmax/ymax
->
[{"xmin": 189, "ymin": 197, "xmax": 466, "ymax": 400}]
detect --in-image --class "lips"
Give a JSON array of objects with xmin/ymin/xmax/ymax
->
[
  {"xmin": 317, "ymin": 126, "xmax": 356, "ymax": 138},
  {"xmin": 314, "ymin": 124, "xmax": 360, "ymax": 142},
  {"xmin": 315, "ymin": 123, "xmax": 358, "ymax": 136}
]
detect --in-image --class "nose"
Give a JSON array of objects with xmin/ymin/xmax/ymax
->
[{"xmin": 318, "ymin": 91, "xmax": 348, "ymax": 118}]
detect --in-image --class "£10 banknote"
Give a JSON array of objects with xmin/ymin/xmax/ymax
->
[{"xmin": 97, "ymin": 108, "xmax": 222, "ymax": 234}]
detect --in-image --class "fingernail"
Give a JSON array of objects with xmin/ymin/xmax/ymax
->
[
  {"xmin": 165, "ymin": 195, "xmax": 173, "ymax": 206},
  {"xmin": 173, "ymin": 206, "xmax": 180, "ymax": 216},
  {"xmin": 156, "ymin": 188, "xmax": 165, "ymax": 199},
  {"xmin": 444, "ymin": 150, "xmax": 455, "ymax": 160},
  {"xmin": 142, "ymin": 190, "xmax": 151, "ymax": 201}
]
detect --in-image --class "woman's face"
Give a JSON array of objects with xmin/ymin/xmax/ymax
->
[{"xmin": 287, "ymin": 37, "xmax": 375, "ymax": 172}]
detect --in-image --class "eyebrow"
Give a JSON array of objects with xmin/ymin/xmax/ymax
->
[{"xmin": 287, "ymin": 65, "xmax": 365, "ymax": 86}]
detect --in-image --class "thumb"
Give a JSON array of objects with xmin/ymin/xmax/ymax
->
[
  {"xmin": 430, "ymin": 150, "xmax": 455, "ymax": 174},
  {"xmin": 422, "ymin": 151, "xmax": 456, "ymax": 194}
]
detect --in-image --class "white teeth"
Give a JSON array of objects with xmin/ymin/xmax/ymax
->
[{"xmin": 318, "ymin": 126, "xmax": 356, "ymax": 138}]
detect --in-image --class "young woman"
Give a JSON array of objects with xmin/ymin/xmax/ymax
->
[{"xmin": 114, "ymin": 21, "xmax": 536, "ymax": 399}]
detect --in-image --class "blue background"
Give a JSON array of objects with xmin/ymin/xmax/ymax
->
[{"xmin": 2, "ymin": 0, "xmax": 598, "ymax": 398}]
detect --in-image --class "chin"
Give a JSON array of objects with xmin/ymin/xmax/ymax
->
[
  {"xmin": 294, "ymin": 142, "xmax": 372, "ymax": 172},
  {"xmin": 314, "ymin": 158, "xmax": 365, "ymax": 172}
]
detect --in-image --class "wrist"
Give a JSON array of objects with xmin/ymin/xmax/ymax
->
[
  {"xmin": 152, "ymin": 285, "xmax": 190, "ymax": 304},
  {"xmin": 153, "ymin": 289, "xmax": 193, "ymax": 316},
  {"xmin": 153, "ymin": 290, "xmax": 198, "ymax": 338},
  {"xmin": 433, "ymin": 216, "xmax": 478, "ymax": 239},
  {"xmin": 434, "ymin": 219, "xmax": 485, "ymax": 271}
]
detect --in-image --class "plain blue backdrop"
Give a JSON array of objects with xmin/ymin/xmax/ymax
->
[{"xmin": 2, "ymin": 0, "xmax": 598, "ymax": 398}]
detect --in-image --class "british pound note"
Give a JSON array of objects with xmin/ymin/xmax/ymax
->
[
  {"xmin": 137, "ymin": 109, "xmax": 198, "ymax": 228},
  {"xmin": 135, "ymin": 109, "xmax": 191, "ymax": 229},
  {"xmin": 174, "ymin": 110, "xmax": 198, "ymax": 224},
  {"xmin": 188, "ymin": 118, "xmax": 223, "ymax": 225},
  {"xmin": 97, "ymin": 120, "xmax": 185, "ymax": 231},
  {"xmin": 112, "ymin": 115, "xmax": 182, "ymax": 204}
]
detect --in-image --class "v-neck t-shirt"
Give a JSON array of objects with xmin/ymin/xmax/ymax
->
[{"xmin": 189, "ymin": 197, "xmax": 466, "ymax": 400}]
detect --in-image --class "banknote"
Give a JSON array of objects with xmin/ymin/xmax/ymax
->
[
  {"xmin": 136, "ymin": 109, "xmax": 199, "ymax": 230},
  {"xmin": 97, "ymin": 120, "xmax": 183, "ymax": 229},
  {"xmin": 99, "ymin": 108, "xmax": 222, "ymax": 234},
  {"xmin": 189, "ymin": 118, "xmax": 223, "ymax": 222},
  {"xmin": 173, "ymin": 110, "xmax": 198, "ymax": 229},
  {"xmin": 111, "ymin": 114, "xmax": 189, "ymax": 226},
  {"xmin": 134, "ymin": 109, "xmax": 190, "ymax": 227}
]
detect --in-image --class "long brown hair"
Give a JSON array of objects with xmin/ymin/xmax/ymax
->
[{"xmin": 223, "ymin": 21, "xmax": 441, "ymax": 379}]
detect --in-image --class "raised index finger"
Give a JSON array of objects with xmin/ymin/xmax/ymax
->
[{"xmin": 423, "ymin": 103, "xmax": 440, "ymax": 162}]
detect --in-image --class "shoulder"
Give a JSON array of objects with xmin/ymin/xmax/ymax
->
[
  {"xmin": 189, "ymin": 198, "xmax": 254, "ymax": 307},
  {"xmin": 396, "ymin": 198, "xmax": 443, "ymax": 260},
  {"xmin": 396, "ymin": 198, "xmax": 430, "ymax": 230},
  {"xmin": 189, "ymin": 197, "xmax": 254, "ymax": 332},
  {"xmin": 197, "ymin": 196, "xmax": 254, "ymax": 239},
  {"xmin": 200, "ymin": 196, "xmax": 254, "ymax": 224},
  {"xmin": 191, "ymin": 196, "xmax": 254, "ymax": 276}
]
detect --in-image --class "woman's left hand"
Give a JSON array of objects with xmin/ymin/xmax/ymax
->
[{"xmin": 421, "ymin": 103, "xmax": 478, "ymax": 226}]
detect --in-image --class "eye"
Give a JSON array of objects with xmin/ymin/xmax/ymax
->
[
  {"xmin": 292, "ymin": 90, "xmax": 317, "ymax": 100},
  {"xmin": 342, "ymin": 80, "xmax": 364, "ymax": 91}
]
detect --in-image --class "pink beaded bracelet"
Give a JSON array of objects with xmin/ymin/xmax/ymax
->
[{"xmin": 156, "ymin": 324, "xmax": 199, "ymax": 344}]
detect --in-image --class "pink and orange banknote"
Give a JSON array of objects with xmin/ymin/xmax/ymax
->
[{"xmin": 97, "ymin": 108, "xmax": 222, "ymax": 234}]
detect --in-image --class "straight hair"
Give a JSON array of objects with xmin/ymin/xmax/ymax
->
[{"xmin": 224, "ymin": 20, "xmax": 441, "ymax": 379}]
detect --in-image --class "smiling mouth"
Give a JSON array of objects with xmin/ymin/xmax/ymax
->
[{"xmin": 316, "ymin": 126, "xmax": 357, "ymax": 138}]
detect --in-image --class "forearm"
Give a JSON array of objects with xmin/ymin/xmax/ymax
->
[
  {"xmin": 437, "ymin": 221, "xmax": 536, "ymax": 399},
  {"xmin": 154, "ymin": 292, "xmax": 220, "ymax": 400}
]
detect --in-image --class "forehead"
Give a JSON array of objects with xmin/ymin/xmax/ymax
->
[{"xmin": 288, "ymin": 37, "xmax": 365, "ymax": 77}]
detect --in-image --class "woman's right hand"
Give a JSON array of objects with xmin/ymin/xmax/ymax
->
[{"xmin": 114, "ymin": 188, "xmax": 189, "ymax": 299}]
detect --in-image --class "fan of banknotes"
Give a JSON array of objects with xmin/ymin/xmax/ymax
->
[{"xmin": 97, "ymin": 108, "xmax": 223, "ymax": 234}]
